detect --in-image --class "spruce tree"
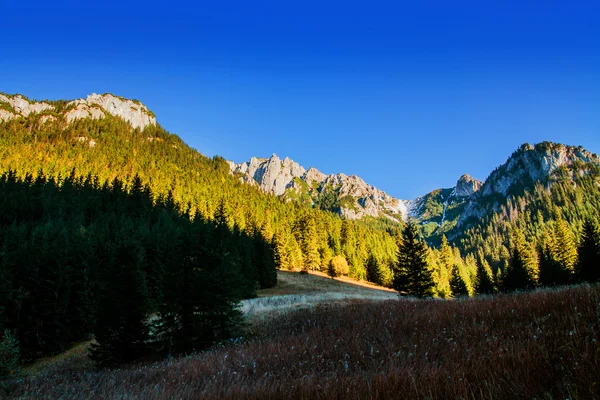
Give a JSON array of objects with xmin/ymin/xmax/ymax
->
[
  {"xmin": 552, "ymin": 217, "xmax": 578, "ymax": 276},
  {"xmin": 89, "ymin": 234, "xmax": 150, "ymax": 367},
  {"xmin": 538, "ymin": 241, "xmax": 570, "ymax": 286},
  {"xmin": 450, "ymin": 265, "xmax": 469, "ymax": 297},
  {"xmin": 475, "ymin": 260, "xmax": 495, "ymax": 295},
  {"xmin": 0, "ymin": 329, "xmax": 21, "ymax": 377},
  {"xmin": 503, "ymin": 230, "xmax": 536, "ymax": 292},
  {"xmin": 365, "ymin": 253, "xmax": 382, "ymax": 285},
  {"xmin": 576, "ymin": 218, "xmax": 600, "ymax": 283},
  {"xmin": 393, "ymin": 221, "xmax": 434, "ymax": 298}
]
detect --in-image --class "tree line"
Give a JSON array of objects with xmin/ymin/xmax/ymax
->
[
  {"xmin": 0, "ymin": 170, "xmax": 275, "ymax": 368},
  {"xmin": 394, "ymin": 217, "xmax": 600, "ymax": 298}
]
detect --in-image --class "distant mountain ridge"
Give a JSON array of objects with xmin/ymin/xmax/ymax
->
[
  {"xmin": 3, "ymin": 92, "xmax": 599, "ymax": 244},
  {"xmin": 228, "ymin": 154, "xmax": 413, "ymax": 220},
  {"xmin": 230, "ymin": 142, "xmax": 600, "ymax": 244}
]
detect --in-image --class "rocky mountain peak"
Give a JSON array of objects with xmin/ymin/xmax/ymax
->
[
  {"xmin": 455, "ymin": 174, "xmax": 482, "ymax": 197},
  {"xmin": 229, "ymin": 155, "xmax": 411, "ymax": 220},
  {"xmin": 481, "ymin": 142, "xmax": 600, "ymax": 197}
]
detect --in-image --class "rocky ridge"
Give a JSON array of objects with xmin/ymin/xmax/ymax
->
[
  {"xmin": 0, "ymin": 93, "xmax": 156, "ymax": 130},
  {"xmin": 457, "ymin": 142, "xmax": 600, "ymax": 226},
  {"xmin": 229, "ymin": 154, "xmax": 412, "ymax": 220}
]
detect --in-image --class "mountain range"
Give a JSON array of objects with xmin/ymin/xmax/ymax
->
[
  {"xmin": 229, "ymin": 143, "xmax": 600, "ymax": 242},
  {"xmin": 2, "ymin": 92, "xmax": 599, "ymax": 250}
]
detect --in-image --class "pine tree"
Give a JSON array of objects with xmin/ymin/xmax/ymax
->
[
  {"xmin": 0, "ymin": 329, "xmax": 21, "ymax": 377},
  {"xmin": 436, "ymin": 236, "xmax": 453, "ymax": 297},
  {"xmin": 576, "ymin": 218, "xmax": 600, "ymax": 283},
  {"xmin": 393, "ymin": 221, "xmax": 434, "ymax": 298},
  {"xmin": 89, "ymin": 235, "xmax": 150, "ymax": 367},
  {"xmin": 538, "ymin": 241, "xmax": 570, "ymax": 286},
  {"xmin": 552, "ymin": 217, "xmax": 578, "ymax": 276},
  {"xmin": 450, "ymin": 265, "xmax": 469, "ymax": 297},
  {"xmin": 503, "ymin": 229, "xmax": 537, "ymax": 292},
  {"xmin": 365, "ymin": 253, "xmax": 382, "ymax": 285},
  {"xmin": 475, "ymin": 260, "xmax": 495, "ymax": 295},
  {"xmin": 273, "ymin": 231, "xmax": 290, "ymax": 270},
  {"xmin": 300, "ymin": 215, "xmax": 320, "ymax": 271}
]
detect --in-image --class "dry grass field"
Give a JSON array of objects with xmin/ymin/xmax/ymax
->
[{"xmin": 4, "ymin": 281, "xmax": 599, "ymax": 399}]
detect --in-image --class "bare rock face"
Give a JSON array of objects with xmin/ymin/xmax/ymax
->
[
  {"xmin": 0, "ymin": 94, "xmax": 54, "ymax": 121},
  {"xmin": 230, "ymin": 154, "xmax": 306, "ymax": 196},
  {"xmin": 0, "ymin": 93, "xmax": 156, "ymax": 130},
  {"xmin": 65, "ymin": 102, "xmax": 106, "ymax": 123},
  {"xmin": 229, "ymin": 155, "xmax": 412, "ymax": 220},
  {"xmin": 455, "ymin": 174, "xmax": 482, "ymax": 197},
  {"xmin": 0, "ymin": 109, "xmax": 16, "ymax": 122},
  {"xmin": 66, "ymin": 94, "xmax": 156, "ymax": 130}
]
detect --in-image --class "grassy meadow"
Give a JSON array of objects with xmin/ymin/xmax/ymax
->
[{"xmin": 3, "ymin": 273, "xmax": 599, "ymax": 399}]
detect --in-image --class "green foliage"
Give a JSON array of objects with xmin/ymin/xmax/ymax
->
[
  {"xmin": 365, "ymin": 253, "xmax": 382, "ymax": 285},
  {"xmin": 0, "ymin": 112, "xmax": 400, "ymax": 285},
  {"xmin": 393, "ymin": 221, "xmax": 434, "ymax": 298},
  {"xmin": 503, "ymin": 230, "xmax": 537, "ymax": 291},
  {"xmin": 450, "ymin": 265, "xmax": 469, "ymax": 297},
  {"xmin": 0, "ymin": 330, "xmax": 21, "ymax": 378},
  {"xmin": 0, "ymin": 172, "xmax": 264, "ymax": 364},
  {"xmin": 474, "ymin": 259, "xmax": 496, "ymax": 294},
  {"xmin": 576, "ymin": 218, "xmax": 600, "ymax": 283}
]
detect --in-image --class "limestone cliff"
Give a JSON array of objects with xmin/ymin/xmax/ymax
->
[
  {"xmin": 0, "ymin": 93, "xmax": 156, "ymax": 130},
  {"xmin": 229, "ymin": 154, "xmax": 412, "ymax": 220}
]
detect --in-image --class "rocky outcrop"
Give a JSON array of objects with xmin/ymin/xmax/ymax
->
[
  {"xmin": 0, "ymin": 109, "xmax": 16, "ymax": 122},
  {"xmin": 229, "ymin": 154, "xmax": 306, "ymax": 196},
  {"xmin": 480, "ymin": 142, "xmax": 600, "ymax": 197},
  {"xmin": 0, "ymin": 94, "xmax": 55, "ymax": 118},
  {"xmin": 229, "ymin": 154, "xmax": 412, "ymax": 220},
  {"xmin": 458, "ymin": 142, "xmax": 600, "ymax": 227},
  {"xmin": 65, "ymin": 102, "xmax": 105, "ymax": 123},
  {"xmin": 0, "ymin": 93, "xmax": 156, "ymax": 130},
  {"xmin": 455, "ymin": 174, "xmax": 482, "ymax": 197},
  {"xmin": 66, "ymin": 94, "xmax": 155, "ymax": 130}
]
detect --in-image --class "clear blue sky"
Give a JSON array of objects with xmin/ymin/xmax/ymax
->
[{"xmin": 2, "ymin": 1, "xmax": 599, "ymax": 199}]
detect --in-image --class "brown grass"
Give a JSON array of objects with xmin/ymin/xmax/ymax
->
[
  {"xmin": 5, "ymin": 284, "xmax": 600, "ymax": 399},
  {"xmin": 256, "ymin": 270, "xmax": 395, "ymax": 297}
]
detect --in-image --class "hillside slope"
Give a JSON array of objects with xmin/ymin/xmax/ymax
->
[{"xmin": 0, "ymin": 92, "xmax": 400, "ymax": 282}]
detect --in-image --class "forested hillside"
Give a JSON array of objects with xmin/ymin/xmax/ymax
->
[
  {"xmin": 2, "ymin": 93, "xmax": 600, "ymax": 369},
  {"xmin": 0, "ymin": 93, "xmax": 401, "ymax": 282}
]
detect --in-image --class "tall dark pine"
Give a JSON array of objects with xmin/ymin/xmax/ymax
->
[
  {"xmin": 365, "ymin": 253, "xmax": 382, "ymax": 285},
  {"xmin": 89, "ymin": 235, "xmax": 150, "ymax": 367},
  {"xmin": 450, "ymin": 266, "xmax": 469, "ymax": 297},
  {"xmin": 475, "ymin": 261, "xmax": 495, "ymax": 295},
  {"xmin": 576, "ymin": 218, "xmax": 600, "ymax": 283},
  {"xmin": 503, "ymin": 234, "xmax": 536, "ymax": 292},
  {"xmin": 538, "ymin": 243, "xmax": 570, "ymax": 286},
  {"xmin": 393, "ymin": 221, "xmax": 434, "ymax": 298}
]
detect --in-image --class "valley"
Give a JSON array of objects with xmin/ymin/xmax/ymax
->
[{"xmin": 1, "ymin": 92, "xmax": 599, "ymax": 399}]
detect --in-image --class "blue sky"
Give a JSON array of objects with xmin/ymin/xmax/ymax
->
[{"xmin": 1, "ymin": 1, "xmax": 599, "ymax": 199}]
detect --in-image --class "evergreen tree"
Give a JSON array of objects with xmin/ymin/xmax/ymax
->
[
  {"xmin": 474, "ymin": 260, "xmax": 495, "ymax": 295},
  {"xmin": 300, "ymin": 215, "xmax": 320, "ymax": 271},
  {"xmin": 551, "ymin": 217, "xmax": 578, "ymax": 276},
  {"xmin": 0, "ymin": 329, "xmax": 21, "ymax": 377},
  {"xmin": 576, "ymin": 218, "xmax": 600, "ymax": 283},
  {"xmin": 450, "ymin": 265, "xmax": 469, "ymax": 297},
  {"xmin": 503, "ymin": 230, "xmax": 537, "ymax": 292},
  {"xmin": 365, "ymin": 253, "xmax": 382, "ymax": 285},
  {"xmin": 538, "ymin": 241, "xmax": 570, "ymax": 286},
  {"xmin": 89, "ymin": 235, "xmax": 150, "ymax": 367},
  {"xmin": 393, "ymin": 221, "xmax": 434, "ymax": 298}
]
